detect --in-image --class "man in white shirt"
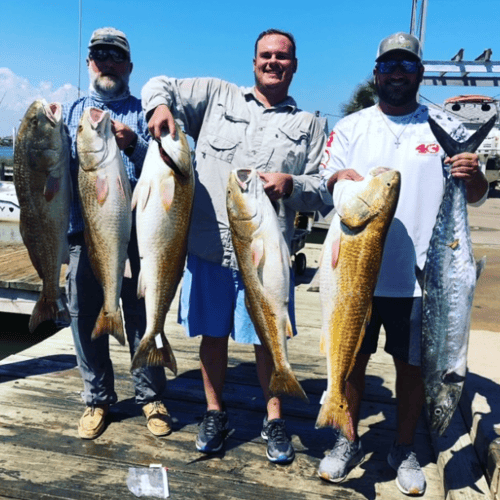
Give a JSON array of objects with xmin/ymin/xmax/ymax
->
[{"xmin": 317, "ymin": 32, "xmax": 486, "ymax": 496}]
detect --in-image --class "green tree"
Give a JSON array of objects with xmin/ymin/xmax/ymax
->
[{"xmin": 341, "ymin": 78, "xmax": 377, "ymax": 117}]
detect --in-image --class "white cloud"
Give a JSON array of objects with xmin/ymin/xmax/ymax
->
[{"xmin": 0, "ymin": 68, "xmax": 81, "ymax": 137}]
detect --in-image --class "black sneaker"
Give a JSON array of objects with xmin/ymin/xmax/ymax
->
[
  {"xmin": 261, "ymin": 417, "xmax": 295, "ymax": 464},
  {"xmin": 195, "ymin": 409, "xmax": 229, "ymax": 453}
]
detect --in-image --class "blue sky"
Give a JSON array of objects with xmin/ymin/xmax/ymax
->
[{"xmin": 1, "ymin": 0, "xmax": 500, "ymax": 136}]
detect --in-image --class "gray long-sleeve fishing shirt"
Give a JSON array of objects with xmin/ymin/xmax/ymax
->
[{"xmin": 142, "ymin": 77, "xmax": 332, "ymax": 269}]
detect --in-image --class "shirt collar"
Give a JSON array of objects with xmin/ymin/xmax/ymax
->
[{"xmin": 243, "ymin": 86, "xmax": 297, "ymax": 110}]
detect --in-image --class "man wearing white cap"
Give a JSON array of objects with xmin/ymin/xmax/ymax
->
[
  {"xmin": 316, "ymin": 32, "xmax": 486, "ymax": 495},
  {"xmin": 63, "ymin": 27, "xmax": 171, "ymax": 440}
]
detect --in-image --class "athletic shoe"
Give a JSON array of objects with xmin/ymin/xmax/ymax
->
[
  {"xmin": 318, "ymin": 433, "xmax": 364, "ymax": 483},
  {"xmin": 195, "ymin": 408, "xmax": 229, "ymax": 453},
  {"xmin": 261, "ymin": 417, "xmax": 295, "ymax": 464},
  {"xmin": 387, "ymin": 441, "xmax": 426, "ymax": 496}
]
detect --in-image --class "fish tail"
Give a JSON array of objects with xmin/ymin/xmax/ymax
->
[
  {"xmin": 315, "ymin": 394, "xmax": 356, "ymax": 442},
  {"xmin": 130, "ymin": 331, "xmax": 178, "ymax": 375},
  {"xmin": 91, "ymin": 307, "xmax": 126, "ymax": 346},
  {"xmin": 29, "ymin": 295, "xmax": 71, "ymax": 334},
  {"xmin": 269, "ymin": 366, "xmax": 309, "ymax": 402}
]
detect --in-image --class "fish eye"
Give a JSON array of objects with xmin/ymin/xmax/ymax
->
[{"xmin": 434, "ymin": 408, "xmax": 442, "ymax": 416}]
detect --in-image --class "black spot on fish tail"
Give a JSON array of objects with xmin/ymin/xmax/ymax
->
[
  {"xmin": 428, "ymin": 114, "xmax": 497, "ymax": 158},
  {"xmin": 441, "ymin": 371, "xmax": 466, "ymax": 384}
]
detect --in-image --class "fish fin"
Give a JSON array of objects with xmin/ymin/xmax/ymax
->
[
  {"xmin": 160, "ymin": 177, "xmax": 175, "ymax": 211},
  {"xmin": 123, "ymin": 258, "xmax": 132, "ymax": 279},
  {"xmin": 137, "ymin": 270, "xmax": 145, "ymax": 299},
  {"xmin": 319, "ymin": 330, "xmax": 326, "ymax": 354},
  {"xmin": 95, "ymin": 175, "xmax": 109, "ymax": 206},
  {"xmin": 130, "ymin": 332, "xmax": 178, "ymax": 375},
  {"xmin": 131, "ymin": 183, "xmax": 139, "ymax": 210},
  {"xmin": 331, "ymin": 237, "xmax": 341, "ymax": 268},
  {"xmin": 29, "ymin": 295, "xmax": 71, "ymax": 334},
  {"xmin": 428, "ymin": 114, "xmax": 497, "ymax": 157},
  {"xmin": 285, "ymin": 316, "xmax": 294, "ymax": 339},
  {"xmin": 315, "ymin": 392, "xmax": 355, "ymax": 441},
  {"xmin": 476, "ymin": 256, "xmax": 486, "ymax": 281},
  {"xmin": 251, "ymin": 238, "xmax": 265, "ymax": 268},
  {"xmin": 43, "ymin": 174, "xmax": 60, "ymax": 202},
  {"xmin": 91, "ymin": 307, "xmax": 126, "ymax": 346},
  {"xmin": 116, "ymin": 174, "xmax": 127, "ymax": 199},
  {"xmin": 415, "ymin": 265, "xmax": 424, "ymax": 291},
  {"xmin": 269, "ymin": 366, "xmax": 309, "ymax": 402}
]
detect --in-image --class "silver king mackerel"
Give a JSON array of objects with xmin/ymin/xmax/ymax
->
[{"xmin": 418, "ymin": 115, "xmax": 495, "ymax": 435}]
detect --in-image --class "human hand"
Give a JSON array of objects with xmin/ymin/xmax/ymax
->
[
  {"xmin": 147, "ymin": 104, "xmax": 176, "ymax": 141},
  {"xmin": 327, "ymin": 169, "xmax": 364, "ymax": 194},
  {"xmin": 111, "ymin": 120, "xmax": 136, "ymax": 150},
  {"xmin": 445, "ymin": 152, "xmax": 480, "ymax": 183},
  {"xmin": 258, "ymin": 172, "xmax": 293, "ymax": 201}
]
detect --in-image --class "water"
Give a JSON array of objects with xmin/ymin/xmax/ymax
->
[{"xmin": 0, "ymin": 146, "xmax": 14, "ymax": 159}]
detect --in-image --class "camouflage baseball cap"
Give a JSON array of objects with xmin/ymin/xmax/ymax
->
[
  {"xmin": 88, "ymin": 27, "xmax": 130, "ymax": 56},
  {"xmin": 376, "ymin": 32, "xmax": 422, "ymax": 61}
]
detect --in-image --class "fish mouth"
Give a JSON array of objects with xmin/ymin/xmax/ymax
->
[
  {"xmin": 157, "ymin": 140, "xmax": 186, "ymax": 177},
  {"xmin": 235, "ymin": 169, "xmax": 254, "ymax": 190}
]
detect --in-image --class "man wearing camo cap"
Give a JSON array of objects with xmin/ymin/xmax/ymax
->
[{"xmin": 62, "ymin": 27, "xmax": 171, "ymax": 441}]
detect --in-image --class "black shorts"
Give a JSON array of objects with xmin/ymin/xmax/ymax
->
[{"xmin": 358, "ymin": 297, "xmax": 422, "ymax": 366}]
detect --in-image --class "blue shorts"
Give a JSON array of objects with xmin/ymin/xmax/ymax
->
[
  {"xmin": 178, "ymin": 254, "xmax": 297, "ymax": 344},
  {"xmin": 358, "ymin": 297, "xmax": 422, "ymax": 366}
]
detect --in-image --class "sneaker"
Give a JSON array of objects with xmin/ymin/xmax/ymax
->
[
  {"xmin": 143, "ymin": 401, "xmax": 172, "ymax": 437},
  {"xmin": 78, "ymin": 404, "xmax": 109, "ymax": 439},
  {"xmin": 195, "ymin": 408, "xmax": 229, "ymax": 453},
  {"xmin": 387, "ymin": 441, "xmax": 426, "ymax": 496},
  {"xmin": 318, "ymin": 433, "xmax": 364, "ymax": 483},
  {"xmin": 261, "ymin": 417, "xmax": 295, "ymax": 464}
]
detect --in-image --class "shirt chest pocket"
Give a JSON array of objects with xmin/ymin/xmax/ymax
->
[
  {"xmin": 273, "ymin": 127, "xmax": 309, "ymax": 173},
  {"xmin": 199, "ymin": 108, "xmax": 249, "ymax": 164}
]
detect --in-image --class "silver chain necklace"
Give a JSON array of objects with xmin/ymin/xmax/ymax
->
[{"xmin": 378, "ymin": 105, "xmax": 417, "ymax": 148}]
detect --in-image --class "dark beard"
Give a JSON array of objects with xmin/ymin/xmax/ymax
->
[{"xmin": 375, "ymin": 78, "xmax": 419, "ymax": 107}]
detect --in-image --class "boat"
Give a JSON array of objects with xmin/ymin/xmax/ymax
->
[{"xmin": 0, "ymin": 181, "xmax": 20, "ymax": 222}]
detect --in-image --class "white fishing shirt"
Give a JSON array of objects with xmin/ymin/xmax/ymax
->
[{"xmin": 319, "ymin": 104, "xmax": 473, "ymax": 298}]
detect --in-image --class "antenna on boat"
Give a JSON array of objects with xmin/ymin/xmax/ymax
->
[{"xmin": 77, "ymin": 0, "xmax": 83, "ymax": 99}]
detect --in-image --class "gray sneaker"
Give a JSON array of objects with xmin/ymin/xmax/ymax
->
[
  {"xmin": 387, "ymin": 441, "xmax": 426, "ymax": 496},
  {"xmin": 318, "ymin": 433, "xmax": 364, "ymax": 483}
]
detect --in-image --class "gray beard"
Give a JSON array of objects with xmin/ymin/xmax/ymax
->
[{"xmin": 88, "ymin": 68, "xmax": 130, "ymax": 100}]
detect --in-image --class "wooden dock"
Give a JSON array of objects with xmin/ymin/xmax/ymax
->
[
  {"xmin": 0, "ymin": 238, "xmax": 494, "ymax": 500},
  {"xmin": 0, "ymin": 217, "xmax": 492, "ymax": 500}
]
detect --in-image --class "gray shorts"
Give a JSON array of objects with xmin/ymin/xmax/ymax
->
[{"xmin": 358, "ymin": 297, "xmax": 422, "ymax": 366}]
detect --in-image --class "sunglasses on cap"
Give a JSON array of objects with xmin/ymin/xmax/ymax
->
[
  {"xmin": 89, "ymin": 48, "xmax": 129, "ymax": 64},
  {"xmin": 376, "ymin": 60, "xmax": 421, "ymax": 74}
]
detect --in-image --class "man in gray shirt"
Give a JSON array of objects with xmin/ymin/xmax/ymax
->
[{"xmin": 142, "ymin": 28, "xmax": 331, "ymax": 464}]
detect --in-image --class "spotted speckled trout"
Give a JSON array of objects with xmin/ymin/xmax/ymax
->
[
  {"xmin": 227, "ymin": 168, "xmax": 308, "ymax": 401},
  {"xmin": 316, "ymin": 168, "xmax": 400, "ymax": 440},
  {"xmin": 418, "ymin": 115, "xmax": 495, "ymax": 436},
  {"xmin": 13, "ymin": 100, "xmax": 71, "ymax": 334},
  {"xmin": 130, "ymin": 126, "xmax": 194, "ymax": 373},
  {"xmin": 77, "ymin": 107, "xmax": 132, "ymax": 346}
]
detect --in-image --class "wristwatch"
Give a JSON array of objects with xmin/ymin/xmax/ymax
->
[{"xmin": 124, "ymin": 136, "xmax": 138, "ymax": 157}]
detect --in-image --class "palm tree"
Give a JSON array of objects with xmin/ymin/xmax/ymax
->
[{"xmin": 341, "ymin": 78, "xmax": 377, "ymax": 117}]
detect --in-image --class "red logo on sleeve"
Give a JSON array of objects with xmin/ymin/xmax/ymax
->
[{"xmin": 326, "ymin": 131, "xmax": 336, "ymax": 148}]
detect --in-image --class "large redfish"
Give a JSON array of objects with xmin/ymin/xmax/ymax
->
[
  {"xmin": 227, "ymin": 168, "xmax": 308, "ymax": 401},
  {"xmin": 130, "ymin": 126, "xmax": 194, "ymax": 373},
  {"xmin": 13, "ymin": 100, "xmax": 71, "ymax": 334},
  {"xmin": 316, "ymin": 168, "xmax": 400, "ymax": 440},
  {"xmin": 77, "ymin": 107, "xmax": 132, "ymax": 346}
]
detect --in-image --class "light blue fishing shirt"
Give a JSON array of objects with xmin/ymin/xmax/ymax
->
[
  {"xmin": 62, "ymin": 94, "xmax": 150, "ymax": 235},
  {"xmin": 142, "ymin": 77, "xmax": 331, "ymax": 269}
]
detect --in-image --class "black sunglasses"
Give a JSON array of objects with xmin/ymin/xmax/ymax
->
[
  {"xmin": 377, "ymin": 60, "xmax": 421, "ymax": 74},
  {"xmin": 89, "ymin": 48, "xmax": 129, "ymax": 64}
]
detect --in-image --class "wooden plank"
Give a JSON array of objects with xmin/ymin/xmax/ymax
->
[{"xmin": 429, "ymin": 408, "xmax": 492, "ymax": 500}]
